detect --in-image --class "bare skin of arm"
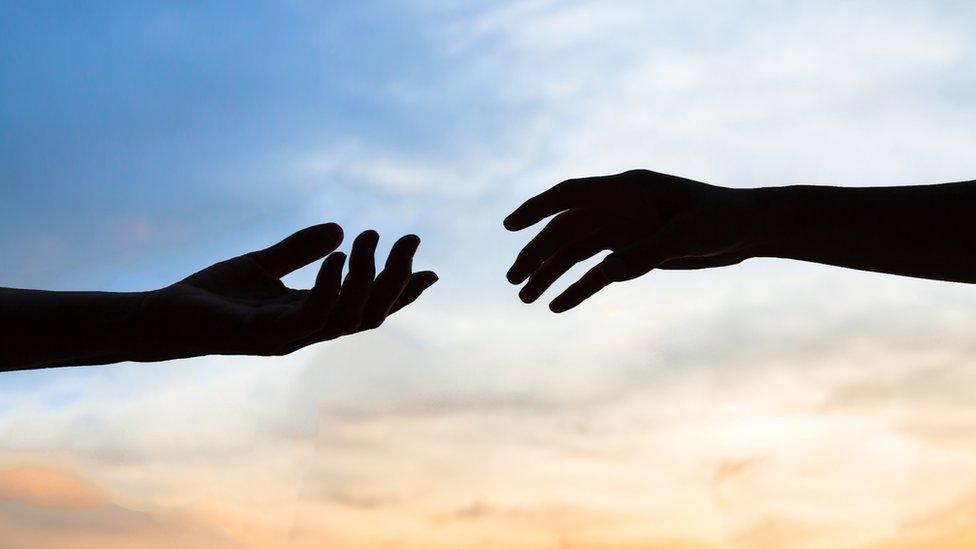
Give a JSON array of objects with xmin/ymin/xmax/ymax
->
[
  {"xmin": 1, "ymin": 223, "xmax": 438, "ymax": 371},
  {"xmin": 504, "ymin": 170, "xmax": 976, "ymax": 312}
]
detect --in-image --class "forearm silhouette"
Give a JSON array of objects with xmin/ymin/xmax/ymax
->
[
  {"xmin": 1, "ymin": 223, "xmax": 437, "ymax": 371},
  {"xmin": 505, "ymin": 170, "xmax": 976, "ymax": 312}
]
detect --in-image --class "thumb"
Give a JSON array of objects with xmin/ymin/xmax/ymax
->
[
  {"xmin": 250, "ymin": 223, "xmax": 344, "ymax": 279},
  {"xmin": 600, "ymin": 210, "xmax": 699, "ymax": 282}
]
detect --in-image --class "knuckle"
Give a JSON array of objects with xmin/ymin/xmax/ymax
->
[{"xmin": 554, "ymin": 177, "xmax": 587, "ymax": 194}]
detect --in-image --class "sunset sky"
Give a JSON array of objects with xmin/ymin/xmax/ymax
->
[{"xmin": 3, "ymin": 1, "xmax": 976, "ymax": 547}]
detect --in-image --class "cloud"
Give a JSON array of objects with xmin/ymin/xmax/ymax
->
[
  {"xmin": 867, "ymin": 489, "xmax": 976, "ymax": 549},
  {"xmin": 5, "ymin": 270, "xmax": 976, "ymax": 547},
  {"xmin": 322, "ymin": 0, "xmax": 976, "ymax": 204},
  {"xmin": 0, "ymin": 465, "xmax": 105, "ymax": 510},
  {"xmin": 0, "ymin": 463, "xmax": 242, "ymax": 549},
  {"xmin": 729, "ymin": 517, "xmax": 819, "ymax": 549}
]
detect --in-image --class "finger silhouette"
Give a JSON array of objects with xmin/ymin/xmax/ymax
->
[
  {"xmin": 331, "ymin": 230, "xmax": 378, "ymax": 333},
  {"xmin": 519, "ymin": 229, "xmax": 612, "ymax": 303},
  {"xmin": 548, "ymin": 212, "xmax": 699, "ymax": 312},
  {"xmin": 549, "ymin": 263, "xmax": 613, "ymax": 313},
  {"xmin": 252, "ymin": 252, "xmax": 347, "ymax": 354},
  {"xmin": 507, "ymin": 209, "xmax": 601, "ymax": 284},
  {"xmin": 504, "ymin": 175, "xmax": 621, "ymax": 231},
  {"xmin": 601, "ymin": 211, "xmax": 698, "ymax": 281},
  {"xmin": 250, "ymin": 223, "xmax": 344, "ymax": 278},
  {"xmin": 302, "ymin": 251, "xmax": 346, "ymax": 319},
  {"xmin": 361, "ymin": 234, "xmax": 420, "ymax": 329},
  {"xmin": 389, "ymin": 271, "xmax": 438, "ymax": 314}
]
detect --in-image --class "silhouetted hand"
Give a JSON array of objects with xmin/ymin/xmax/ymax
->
[
  {"xmin": 135, "ymin": 223, "xmax": 439, "ymax": 361},
  {"xmin": 505, "ymin": 170, "xmax": 976, "ymax": 314},
  {"xmin": 504, "ymin": 170, "xmax": 760, "ymax": 313},
  {"xmin": 1, "ymin": 223, "xmax": 438, "ymax": 370}
]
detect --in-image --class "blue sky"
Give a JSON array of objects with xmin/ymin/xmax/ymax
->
[
  {"xmin": 1, "ymin": 2, "xmax": 478, "ymax": 286},
  {"xmin": 3, "ymin": 1, "xmax": 976, "ymax": 547}
]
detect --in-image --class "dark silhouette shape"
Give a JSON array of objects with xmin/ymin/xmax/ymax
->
[
  {"xmin": 1, "ymin": 223, "xmax": 438, "ymax": 371},
  {"xmin": 505, "ymin": 169, "xmax": 976, "ymax": 312}
]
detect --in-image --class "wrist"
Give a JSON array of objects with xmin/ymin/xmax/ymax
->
[
  {"xmin": 62, "ymin": 290, "xmax": 153, "ymax": 366},
  {"xmin": 118, "ymin": 290, "xmax": 154, "ymax": 362},
  {"xmin": 737, "ymin": 186, "xmax": 805, "ymax": 259}
]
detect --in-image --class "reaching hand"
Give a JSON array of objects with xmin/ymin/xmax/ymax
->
[
  {"xmin": 135, "ymin": 223, "xmax": 438, "ymax": 361},
  {"xmin": 504, "ymin": 170, "xmax": 762, "ymax": 313}
]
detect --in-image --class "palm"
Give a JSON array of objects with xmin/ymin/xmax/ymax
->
[{"xmin": 184, "ymin": 256, "xmax": 296, "ymax": 302}]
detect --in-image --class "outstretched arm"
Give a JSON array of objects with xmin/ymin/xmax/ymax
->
[
  {"xmin": 1, "ymin": 223, "xmax": 438, "ymax": 371},
  {"xmin": 750, "ymin": 182, "xmax": 976, "ymax": 282},
  {"xmin": 504, "ymin": 170, "xmax": 976, "ymax": 312}
]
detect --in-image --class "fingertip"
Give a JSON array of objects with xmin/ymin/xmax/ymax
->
[
  {"xmin": 353, "ymin": 230, "xmax": 380, "ymax": 256},
  {"xmin": 503, "ymin": 215, "xmax": 524, "ymax": 231},
  {"xmin": 330, "ymin": 251, "xmax": 347, "ymax": 265},
  {"xmin": 323, "ymin": 222, "xmax": 344, "ymax": 240},
  {"xmin": 415, "ymin": 270, "xmax": 439, "ymax": 285},
  {"xmin": 518, "ymin": 287, "xmax": 537, "ymax": 304},
  {"xmin": 506, "ymin": 264, "xmax": 531, "ymax": 284},
  {"xmin": 399, "ymin": 233, "xmax": 421, "ymax": 252},
  {"xmin": 549, "ymin": 299, "xmax": 570, "ymax": 313},
  {"xmin": 309, "ymin": 223, "xmax": 343, "ymax": 250},
  {"xmin": 315, "ymin": 251, "xmax": 346, "ymax": 284}
]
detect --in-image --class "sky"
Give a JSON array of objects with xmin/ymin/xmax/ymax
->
[{"xmin": 2, "ymin": 0, "xmax": 976, "ymax": 547}]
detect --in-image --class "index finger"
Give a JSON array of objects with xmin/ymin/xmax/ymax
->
[
  {"xmin": 330, "ymin": 230, "xmax": 379, "ymax": 333},
  {"xmin": 360, "ymin": 234, "xmax": 421, "ymax": 329},
  {"xmin": 503, "ymin": 175, "xmax": 622, "ymax": 231}
]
